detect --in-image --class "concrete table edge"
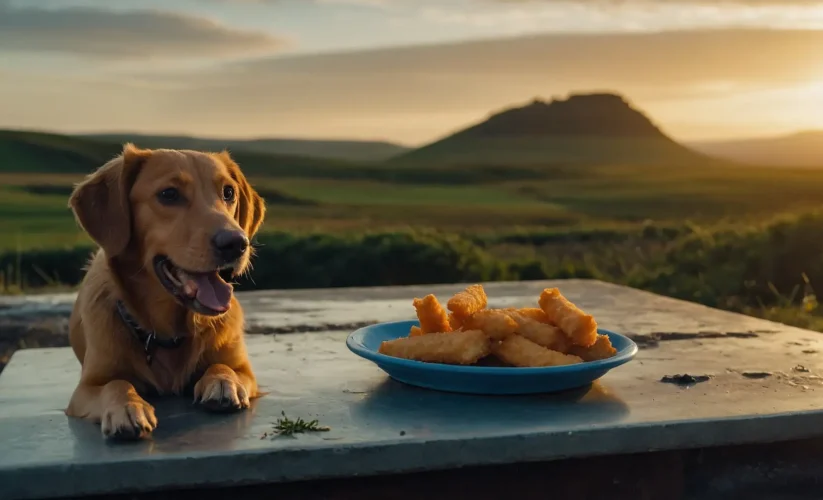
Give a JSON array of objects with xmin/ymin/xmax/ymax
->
[{"xmin": 4, "ymin": 411, "xmax": 823, "ymax": 499}]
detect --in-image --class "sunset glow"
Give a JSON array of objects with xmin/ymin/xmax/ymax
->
[{"xmin": 3, "ymin": 0, "xmax": 823, "ymax": 143}]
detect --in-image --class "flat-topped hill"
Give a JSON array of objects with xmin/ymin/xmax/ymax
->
[{"xmin": 391, "ymin": 92, "xmax": 712, "ymax": 167}]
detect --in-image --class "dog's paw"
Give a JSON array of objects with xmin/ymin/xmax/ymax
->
[
  {"xmin": 194, "ymin": 374, "xmax": 250, "ymax": 413},
  {"xmin": 101, "ymin": 399, "xmax": 157, "ymax": 440}
]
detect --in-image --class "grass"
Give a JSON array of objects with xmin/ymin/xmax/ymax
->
[
  {"xmin": 8, "ymin": 157, "xmax": 823, "ymax": 250},
  {"xmin": 265, "ymin": 178, "xmax": 541, "ymax": 207},
  {"xmin": 0, "ymin": 182, "xmax": 89, "ymax": 251}
]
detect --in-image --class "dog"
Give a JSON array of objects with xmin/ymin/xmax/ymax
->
[{"xmin": 64, "ymin": 143, "xmax": 265, "ymax": 440}]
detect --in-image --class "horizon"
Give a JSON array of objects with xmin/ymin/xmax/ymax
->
[
  {"xmin": 3, "ymin": 1, "xmax": 823, "ymax": 144},
  {"xmin": 13, "ymin": 95, "xmax": 823, "ymax": 149}
]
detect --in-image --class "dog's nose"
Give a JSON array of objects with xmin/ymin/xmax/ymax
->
[{"xmin": 212, "ymin": 229, "xmax": 249, "ymax": 263}]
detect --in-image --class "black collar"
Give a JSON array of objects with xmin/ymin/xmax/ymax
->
[{"xmin": 115, "ymin": 300, "xmax": 185, "ymax": 365}]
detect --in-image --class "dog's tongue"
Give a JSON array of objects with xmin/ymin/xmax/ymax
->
[{"xmin": 192, "ymin": 272, "xmax": 232, "ymax": 312}]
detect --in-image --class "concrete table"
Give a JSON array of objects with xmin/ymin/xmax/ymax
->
[{"xmin": 2, "ymin": 280, "xmax": 823, "ymax": 500}]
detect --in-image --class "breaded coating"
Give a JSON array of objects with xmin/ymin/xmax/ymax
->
[
  {"xmin": 514, "ymin": 307, "xmax": 552, "ymax": 324},
  {"xmin": 491, "ymin": 335, "xmax": 583, "ymax": 368},
  {"xmin": 507, "ymin": 312, "xmax": 570, "ymax": 352},
  {"xmin": 448, "ymin": 312, "xmax": 463, "ymax": 331},
  {"xmin": 568, "ymin": 334, "xmax": 617, "ymax": 362},
  {"xmin": 409, "ymin": 325, "xmax": 424, "ymax": 337},
  {"xmin": 378, "ymin": 330, "xmax": 490, "ymax": 365},
  {"xmin": 412, "ymin": 294, "xmax": 452, "ymax": 334},
  {"xmin": 538, "ymin": 288, "xmax": 598, "ymax": 347},
  {"xmin": 463, "ymin": 309, "xmax": 518, "ymax": 340},
  {"xmin": 447, "ymin": 284, "xmax": 488, "ymax": 319}
]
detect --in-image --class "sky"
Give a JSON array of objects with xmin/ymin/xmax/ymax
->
[{"xmin": 2, "ymin": 0, "xmax": 823, "ymax": 145}]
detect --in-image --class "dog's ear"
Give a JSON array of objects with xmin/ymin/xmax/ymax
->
[
  {"xmin": 69, "ymin": 143, "xmax": 151, "ymax": 256},
  {"xmin": 217, "ymin": 150, "xmax": 266, "ymax": 238}
]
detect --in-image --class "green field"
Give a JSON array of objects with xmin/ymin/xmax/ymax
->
[
  {"xmin": 5, "ymin": 128, "xmax": 823, "ymax": 333},
  {"xmin": 4, "ymin": 158, "xmax": 823, "ymax": 251}
]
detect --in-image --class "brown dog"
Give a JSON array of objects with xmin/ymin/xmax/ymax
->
[{"xmin": 64, "ymin": 143, "xmax": 265, "ymax": 440}]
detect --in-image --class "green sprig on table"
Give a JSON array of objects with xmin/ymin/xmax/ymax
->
[{"xmin": 272, "ymin": 411, "xmax": 330, "ymax": 436}]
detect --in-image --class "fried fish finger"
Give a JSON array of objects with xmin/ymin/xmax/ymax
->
[
  {"xmin": 538, "ymin": 288, "xmax": 598, "ymax": 347},
  {"xmin": 568, "ymin": 334, "xmax": 617, "ymax": 361},
  {"xmin": 463, "ymin": 309, "xmax": 518, "ymax": 340},
  {"xmin": 491, "ymin": 335, "xmax": 583, "ymax": 367},
  {"xmin": 378, "ymin": 329, "xmax": 490, "ymax": 365},
  {"xmin": 412, "ymin": 294, "xmax": 452, "ymax": 334},
  {"xmin": 448, "ymin": 312, "xmax": 463, "ymax": 331},
  {"xmin": 507, "ymin": 312, "xmax": 570, "ymax": 352},
  {"xmin": 447, "ymin": 284, "xmax": 488, "ymax": 319},
  {"xmin": 514, "ymin": 307, "xmax": 552, "ymax": 324},
  {"xmin": 409, "ymin": 325, "xmax": 424, "ymax": 337}
]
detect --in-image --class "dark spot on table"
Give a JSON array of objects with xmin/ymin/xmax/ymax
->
[
  {"xmin": 630, "ymin": 331, "xmax": 760, "ymax": 349},
  {"xmin": 661, "ymin": 374, "xmax": 712, "ymax": 386}
]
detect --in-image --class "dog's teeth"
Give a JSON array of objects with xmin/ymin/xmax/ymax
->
[{"xmin": 163, "ymin": 265, "xmax": 180, "ymax": 285}]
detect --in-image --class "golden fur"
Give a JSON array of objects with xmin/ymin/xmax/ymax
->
[{"xmin": 64, "ymin": 143, "xmax": 265, "ymax": 440}]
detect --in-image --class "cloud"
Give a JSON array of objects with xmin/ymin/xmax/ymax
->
[
  {"xmin": 133, "ymin": 28, "xmax": 823, "ymax": 140},
  {"xmin": 315, "ymin": 0, "xmax": 391, "ymax": 5},
  {"xmin": 0, "ymin": 2, "xmax": 287, "ymax": 59},
  {"xmin": 493, "ymin": 0, "xmax": 823, "ymax": 4},
  {"xmin": 3, "ymin": 28, "xmax": 823, "ymax": 143},
  {"xmin": 418, "ymin": 0, "xmax": 823, "ymax": 31},
  {"xmin": 167, "ymin": 28, "xmax": 823, "ymax": 99},
  {"xmin": 226, "ymin": 0, "xmax": 823, "ymax": 4},
  {"xmin": 212, "ymin": 0, "xmax": 391, "ymax": 5},
  {"xmin": 222, "ymin": 0, "xmax": 823, "ymax": 5}
]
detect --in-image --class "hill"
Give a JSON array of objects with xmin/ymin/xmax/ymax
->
[
  {"xmin": 0, "ymin": 130, "xmax": 121, "ymax": 174},
  {"xmin": 689, "ymin": 131, "xmax": 823, "ymax": 168},
  {"xmin": 82, "ymin": 133, "xmax": 410, "ymax": 163},
  {"xmin": 0, "ymin": 129, "xmax": 585, "ymax": 185},
  {"xmin": 0, "ymin": 129, "xmax": 375, "ymax": 178},
  {"xmin": 391, "ymin": 92, "xmax": 713, "ymax": 167}
]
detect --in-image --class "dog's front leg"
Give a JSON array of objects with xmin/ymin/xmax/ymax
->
[
  {"xmin": 66, "ymin": 379, "xmax": 157, "ymax": 440},
  {"xmin": 193, "ymin": 363, "xmax": 257, "ymax": 412}
]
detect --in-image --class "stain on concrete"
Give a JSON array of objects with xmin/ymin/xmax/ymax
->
[
  {"xmin": 630, "ymin": 331, "xmax": 761, "ymax": 349},
  {"xmin": 247, "ymin": 321, "xmax": 378, "ymax": 335},
  {"xmin": 661, "ymin": 374, "xmax": 712, "ymax": 386}
]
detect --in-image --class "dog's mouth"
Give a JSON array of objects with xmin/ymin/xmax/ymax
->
[{"xmin": 153, "ymin": 256, "xmax": 235, "ymax": 316}]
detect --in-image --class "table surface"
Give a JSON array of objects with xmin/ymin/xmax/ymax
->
[{"xmin": 2, "ymin": 279, "xmax": 823, "ymax": 500}]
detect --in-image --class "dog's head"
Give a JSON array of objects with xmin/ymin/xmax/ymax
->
[{"xmin": 69, "ymin": 143, "xmax": 266, "ymax": 316}]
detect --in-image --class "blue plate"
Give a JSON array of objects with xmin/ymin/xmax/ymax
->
[{"xmin": 346, "ymin": 320, "xmax": 638, "ymax": 395}]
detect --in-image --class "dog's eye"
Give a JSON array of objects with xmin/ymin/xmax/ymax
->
[
  {"xmin": 223, "ymin": 185, "xmax": 236, "ymax": 203},
  {"xmin": 157, "ymin": 187, "xmax": 180, "ymax": 204}
]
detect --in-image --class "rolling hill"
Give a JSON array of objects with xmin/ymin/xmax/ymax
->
[
  {"xmin": 82, "ymin": 133, "xmax": 410, "ymax": 163},
  {"xmin": 0, "ymin": 130, "xmax": 122, "ymax": 174},
  {"xmin": 0, "ymin": 129, "xmax": 375, "ymax": 178},
  {"xmin": 0, "ymin": 129, "xmax": 552, "ymax": 185},
  {"xmin": 689, "ymin": 131, "xmax": 823, "ymax": 168},
  {"xmin": 1, "ymin": 92, "xmax": 726, "ymax": 183},
  {"xmin": 391, "ymin": 92, "xmax": 714, "ymax": 167}
]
